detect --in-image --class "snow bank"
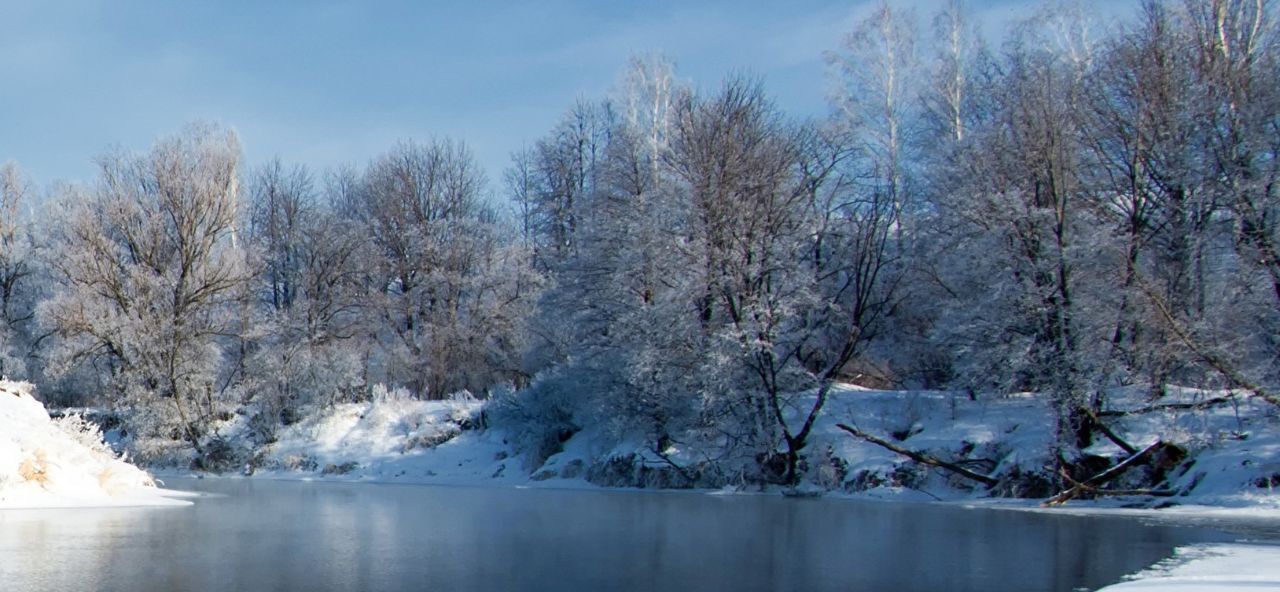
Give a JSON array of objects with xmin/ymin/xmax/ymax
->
[
  {"xmin": 256, "ymin": 390, "xmax": 523, "ymax": 484},
  {"xmin": 236, "ymin": 383, "xmax": 1280, "ymax": 517},
  {"xmin": 1097, "ymin": 543, "xmax": 1280, "ymax": 591},
  {"xmin": 0, "ymin": 381, "xmax": 185, "ymax": 509},
  {"xmin": 767, "ymin": 385, "xmax": 1280, "ymax": 510}
]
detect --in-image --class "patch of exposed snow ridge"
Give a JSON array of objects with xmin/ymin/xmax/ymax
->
[{"xmin": 0, "ymin": 380, "xmax": 186, "ymax": 509}]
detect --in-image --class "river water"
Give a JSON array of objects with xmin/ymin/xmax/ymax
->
[{"xmin": 0, "ymin": 478, "xmax": 1241, "ymax": 591}]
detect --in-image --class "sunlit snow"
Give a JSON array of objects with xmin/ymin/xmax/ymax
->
[{"xmin": 0, "ymin": 380, "xmax": 188, "ymax": 509}]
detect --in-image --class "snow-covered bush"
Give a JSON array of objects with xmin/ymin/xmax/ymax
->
[
  {"xmin": 488, "ymin": 372, "xmax": 581, "ymax": 468},
  {"xmin": 50, "ymin": 412, "xmax": 114, "ymax": 457}
]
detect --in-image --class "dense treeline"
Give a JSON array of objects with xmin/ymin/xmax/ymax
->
[
  {"xmin": 1, "ymin": 0, "xmax": 1277, "ymax": 477},
  {"xmin": 11, "ymin": 131, "xmax": 540, "ymax": 463}
]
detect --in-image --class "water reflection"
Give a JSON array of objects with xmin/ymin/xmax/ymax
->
[{"xmin": 0, "ymin": 479, "xmax": 1232, "ymax": 592}]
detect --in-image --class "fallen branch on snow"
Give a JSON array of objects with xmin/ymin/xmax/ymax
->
[
  {"xmin": 1097, "ymin": 396, "xmax": 1236, "ymax": 417},
  {"xmin": 1084, "ymin": 407, "xmax": 1138, "ymax": 455},
  {"xmin": 1141, "ymin": 280, "xmax": 1280, "ymax": 408},
  {"xmin": 1043, "ymin": 439, "xmax": 1167, "ymax": 506},
  {"xmin": 836, "ymin": 423, "xmax": 999, "ymax": 488},
  {"xmin": 1049, "ymin": 467, "xmax": 1178, "ymax": 501}
]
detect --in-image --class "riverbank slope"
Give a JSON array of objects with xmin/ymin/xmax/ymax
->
[
  {"xmin": 0, "ymin": 380, "xmax": 184, "ymax": 508},
  {"xmin": 230, "ymin": 385, "xmax": 1280, "ymax": 514}
]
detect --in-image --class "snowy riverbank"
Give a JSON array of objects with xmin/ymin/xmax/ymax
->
[
  {"xmin": 958, "ymin": 500, "xmax": 1280, "ymax": 591},
  {"xmin": 233, "ymin": 385, "xmax": 1280, "ymax": 511},
  {"xmin": 0, "ymin": 381, "xmax": 185, "ymax": 509},
  {"xmin": 1096, "ymin": 542, "xmax": 1280, "ymax": 591},
  {"xmin": 154, "ymin": 383, "xmax": 1280, "ymax": 591}
]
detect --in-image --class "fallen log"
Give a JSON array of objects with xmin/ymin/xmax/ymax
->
[
  {"xmin": 1079, "ymin": 487, "xmax": 1178, "ymax": 498},
  {"xmin": 1043, "ymin": 439, "xmax": 1165, "ymax": 506},
  {"xmin": 836, "ymin": 423, "xmax": 999, "ymax": 488},
  {"xmin": 1051, "ymin": 466, "xmax": 1179, "ymax": 497},
  {"xmin": 1097, "ymin": 396, "xmax": 1235, "ymax": 417},
  {"xmin": 1142, "ymin": 282, "xmax": 1280, "ymax": 408},
  {"xmin": 1084, "ymin": 408, "xmax": 1138, "ymax": 455}
]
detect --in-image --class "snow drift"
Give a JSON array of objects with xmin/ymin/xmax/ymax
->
[{"xmin": 0, "ymin": 380, "xmax": 185, "ymax": 508}]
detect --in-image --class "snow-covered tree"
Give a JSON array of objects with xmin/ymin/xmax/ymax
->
[
  {"xmin": 40, "ymin": 123, "xmax": 250, "ymax": 456},
  {"xmin": 0, "ymin": 163, "xmax": 39, "ymax": 380},
  {"xmin": 249, "ymin": 158, "xmax": 313, "ymax": 313},
  {"xmin": 919, "ymin": 6, "xmax": 1104, "ymax": 455},
  {"xmin": 1078, "ymin": 0, "xmax": 1219, "ymax": 397},
  {"xmin": 523, "ymin": 101, "xmax": 614, "ymax": 270},
  {"xmin": 353, "ymin": 139, "xmax": 539, "ymax": 399},
  {"xmin": 828, "ymin": 1, "xmax": 921, "ymax": 228},
  {"xmin": 238, "ymin": 163, "xmax": 375, "ymax": 438}
]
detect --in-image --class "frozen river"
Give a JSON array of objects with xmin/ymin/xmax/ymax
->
[{"xmin": 0, "ymin": 478, "xmax": 1241, "ymax": 591}]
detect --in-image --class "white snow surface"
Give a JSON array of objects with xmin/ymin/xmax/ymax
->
[
  {"xmin": 1097, "ymin": 542, "xmax": 1280, "ymax": 591},
  {"xmin": 0, "ymin": 380, "xmax": 185, "ymax": 509},
  {"xmin": 256, "ymin": 390, "xmax": 525, "ymax": 485}
]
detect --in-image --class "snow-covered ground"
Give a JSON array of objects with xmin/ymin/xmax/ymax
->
[
  {"xmin": 0, "ymin": 380, "xmax": 186, "ymax": 509},
  {"xmin": 240, "ymin": 384, "xmax": 1280, "ymax": 512},
  {"xmin": 1097, "ymin": 542, "xmax": 1280, "ymax": 591},
  {"xmin": 819, "ymin": 386, "xmax": 1280, "ymax": 509},
  {"xmin": 252, "ymin": 389, "xmax": 526, "ymax": 485}
]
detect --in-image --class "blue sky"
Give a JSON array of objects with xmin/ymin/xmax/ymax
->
[{"xmin": 0, "ymin": 0, "xmax": 1128, "ymax": 193}]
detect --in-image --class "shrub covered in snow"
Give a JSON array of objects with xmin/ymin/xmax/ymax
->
[{"xmin": 487, "ymin": 374, "xmax": 582, "ymax": 469}]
